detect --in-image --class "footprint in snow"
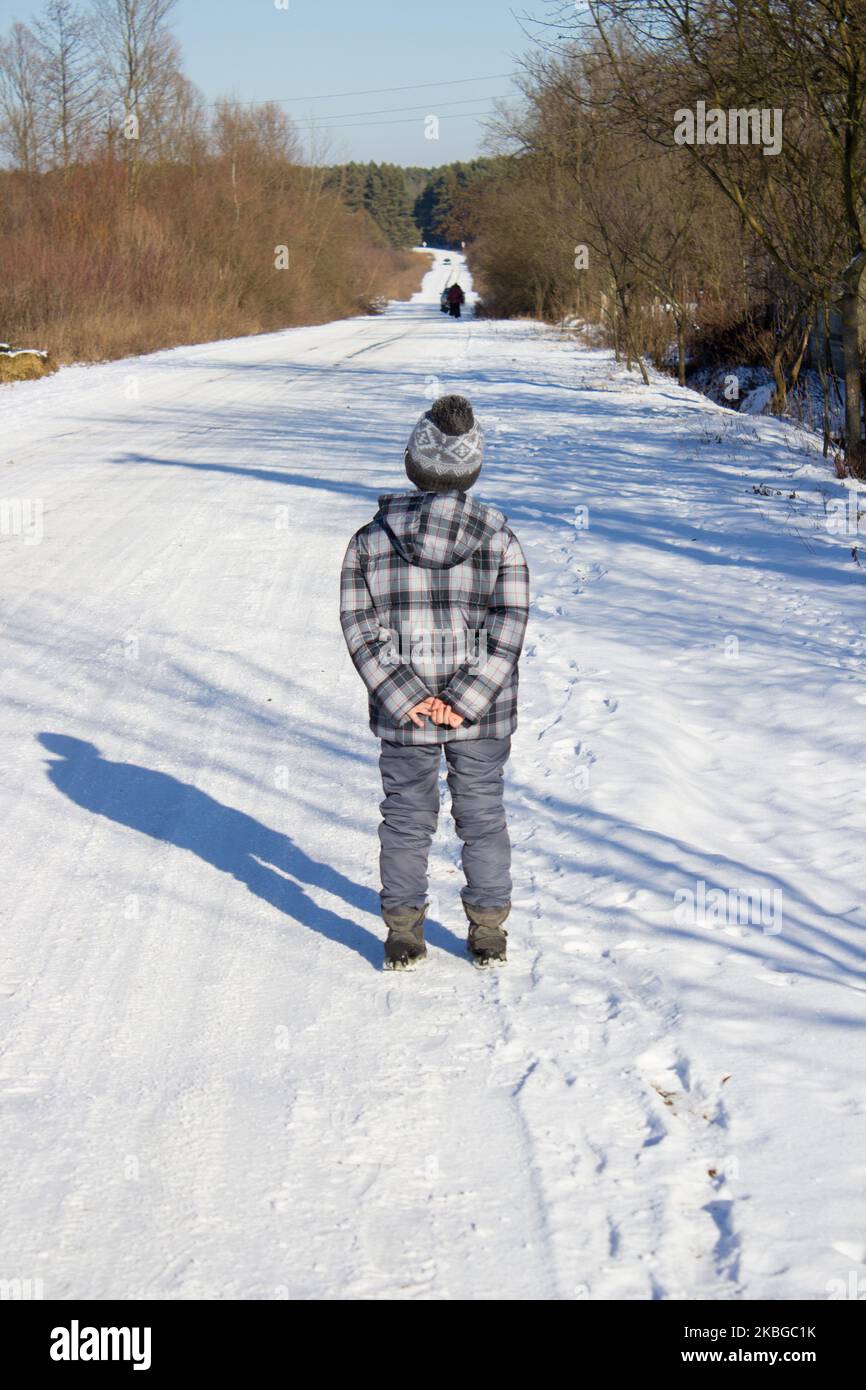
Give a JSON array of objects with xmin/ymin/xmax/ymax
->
[
  {"xmin": 753, "ymin": 969, "xmax": 798, "ymax": 988},
  {"xmin": 816, "ymin": 1094, "xmax": 864, "ymax": 1117},
  {"xmin": 637, "ymin": 1043, "xmax": 692, "ymax": 1096}
]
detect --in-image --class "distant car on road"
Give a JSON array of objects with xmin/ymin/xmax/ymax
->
[{"xmin": 442, "ymin": 257, "xmax": 452, "ymax": 264}]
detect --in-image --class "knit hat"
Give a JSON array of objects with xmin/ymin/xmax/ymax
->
[{"xmin": 404, "ymin": 394, "xmax": 484, "ymax": 493}]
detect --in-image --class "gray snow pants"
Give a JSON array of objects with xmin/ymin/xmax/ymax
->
[{"xmin": 378, "ymin": 736, "xmax": 512, "ymax": 915}]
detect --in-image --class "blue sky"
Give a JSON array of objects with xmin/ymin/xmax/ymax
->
[{"xmin": 0, "ymin": 0, "xmax": 533, "ymax": 165}]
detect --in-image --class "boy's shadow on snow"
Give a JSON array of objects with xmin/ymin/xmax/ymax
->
[{"xmin": 38, "ymin": 733, "xmax": 460, "ymax": 970}]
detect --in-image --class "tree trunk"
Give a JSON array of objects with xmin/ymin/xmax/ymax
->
[
  {"xmin": 840, "ymin": 272, "xmax": 865, "ymax": 477},
  {"xmin": 620, "ymin": 289, "xmax": 649, "ymax": 384},
  {"xmin": 770, "ymin": 348, "xmax": 788, "ymax": 415},
  {"xmin": 676, "ymin": 315, "xmax": 686, "ymax": 387},
  {"xmin": 788, "ymin": 316, "xmax": 811, "ymax": 394},
  {"xmin": 817, "ymin": 302, "xmax": 832, "ymax": 457},
  {"xmin": 617, "ymin": 284, "xmax": 634, "ymax": 371},
  {"xmin": 608, "ymin": 284, "xmax": 621, "ymax": 361}
]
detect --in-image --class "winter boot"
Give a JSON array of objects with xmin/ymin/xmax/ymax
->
[
  {"xmin": 383, "ymin": 905, "xmax": 427, "ymax": 971},
  {"xmin": 465, "ymin": 904, "xmax": 510, "ymax": 967}
]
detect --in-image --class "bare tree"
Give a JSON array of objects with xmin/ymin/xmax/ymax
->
[
  {"xmin": 211, "ymin": 100, "xmax": 300, "ymax": 229},
  {"xmin": 32, "ymin": 0, "xmax": 101, "ymax": 170},
  {"xmin": 0, "ymin": 22, "xmax": 45, "ymax": 173},
  {"xmin": 93, "ymin": 0, "xmax": 179, "ymax": 197},
  {"xmin": 548, "ymin": 0, "xmax": 866, "ymax": 471},
  {"xmin": 144, "ymin": 55, "xmax": 206, "ymax": 166},
  {"xmin": 486, "ymin": 45, "xmax": 740, "ymax": 382}
]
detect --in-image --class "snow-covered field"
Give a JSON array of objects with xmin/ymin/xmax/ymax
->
[{"xmin": 1, "ymin": 250, "xmax": 865, "ymax": 1301}]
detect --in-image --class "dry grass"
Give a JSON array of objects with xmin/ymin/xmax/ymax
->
[
  {"xmin": 0, "ymin": 352, "xmax": 55, "ymax": 383},
  {"xmin": 0, "ymin": 164, "xmax": 431, "ymax": 375},
  {"xmin": 372, "ymin": 249, "xmax": 434, "ymax": 303}
]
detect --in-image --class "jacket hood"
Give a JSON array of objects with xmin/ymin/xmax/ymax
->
[{"xmin": 374, "ymin": 490, "xmax": 507, "ymax": 570}]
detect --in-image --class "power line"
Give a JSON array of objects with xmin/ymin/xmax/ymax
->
[
  {"xmin": 58, "ymin": 79, "xmax": 511, "ymax": 145},
  {"xmin": 304, "ymin": 110, "xmax": 499, "ymax": 132},
  {"xmin": 201, "ymin": 73, "xmax": 518, "ymax": 109},
  {"xmin": 288, "ymin": 96, "xmax": 501, "ymax": 126}
]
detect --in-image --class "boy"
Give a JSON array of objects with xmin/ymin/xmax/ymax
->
[{"xmin": 339, "ymin": 395, "xmax": 530, "ymax": 970}]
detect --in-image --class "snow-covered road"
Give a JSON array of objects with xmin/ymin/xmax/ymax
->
[{"xmin": 2, "ymin": 251, "xmax": 865, "ymax": 1300}]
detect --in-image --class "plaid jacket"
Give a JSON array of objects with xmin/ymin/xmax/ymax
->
[{"xmin": 340, "ymin": 490, "xmax": 530, "ymax": 744}]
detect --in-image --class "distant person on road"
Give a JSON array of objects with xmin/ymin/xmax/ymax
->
[
  {"xmin": 340, "ymin": 395, "xmax": 530, "ymax": 972},
  {"xmin": 440, "ymin": 287, "xmax": 450, "ymax": 313},
  {"xmin": 447, "ymin": 282, "xmax": 465, "ymax": 318}
]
